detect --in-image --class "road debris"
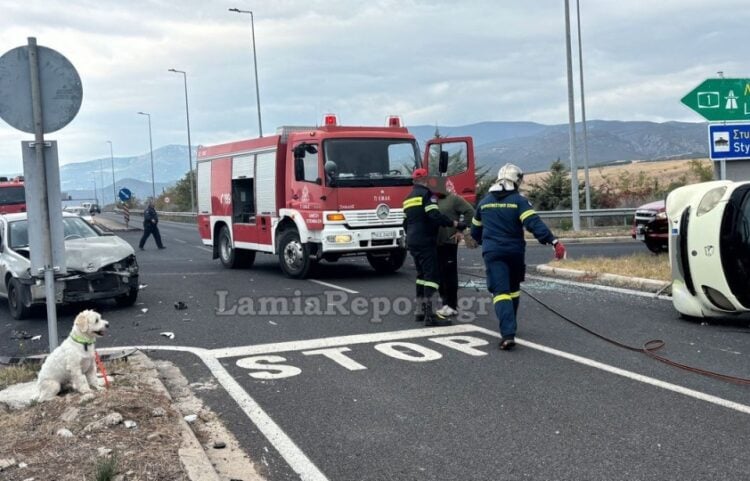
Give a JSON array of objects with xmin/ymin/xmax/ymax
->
[
  {"xmin": 141, "ymin": 308, "xmax": 149, "ymax": 314},
  {"xmin": 160, "ymin": 332, "xmax": 175, "ymax": 340},
  {"xmin": 174, "ymin": 301, "xmax": 188, "ymax": 310},
  {"xmin": 10, "ymin": 330, "xmax": 31, "ymax": 340}
]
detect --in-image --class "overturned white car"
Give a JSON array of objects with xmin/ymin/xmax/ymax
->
[
  {"xmin": 667, "ymin": 180, "xmax": 750, "ymax": 319},
  {"xmin": 0, "ymin": 212, "xmax": 139, "ymax": 319}
]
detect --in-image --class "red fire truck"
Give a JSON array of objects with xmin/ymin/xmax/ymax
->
[
  {"xmin": 0, "ymin": 177, "xmax": 25, "ymax": 214},
  {"xmin": 196, "ymin": 115, "xmax": 475, "ymax": 278}
]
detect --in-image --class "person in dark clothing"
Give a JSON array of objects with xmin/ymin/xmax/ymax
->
[
  {"xmin": 471, "ymin": 163, "xmax": 566, "ymax": 350},
  {"xmin": 435, "ymin": 189, "xmax": 476, "ymax": 319},
  {"xmin": 139, "ymin": 200, "xmax": 165, "ymax": 250},
  {"xmin": 403, "ymin": 169, "xmax": 467, "ymax": 326}
]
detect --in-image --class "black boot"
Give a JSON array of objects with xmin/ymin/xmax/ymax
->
[{"xmin": 424, "ymin": 300, "xmax": 452, "ymax": 327}]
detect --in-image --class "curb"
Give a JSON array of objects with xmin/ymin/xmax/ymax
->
[
  {"xmin": 129, "ymin": 352, "xmax": 221, "ymax": 481},
  {"xmin": 536, "ymin": 264, "xmax": 670, "ymax": 293}
]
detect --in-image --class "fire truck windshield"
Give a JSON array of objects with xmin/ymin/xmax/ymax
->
[
  {"xmin": 323, "ymin": 138, "xmax": 419, "ymax": 187},
  {"xmin": 0, "ymin": 185, "xmax": 24, "ymax": 206}
]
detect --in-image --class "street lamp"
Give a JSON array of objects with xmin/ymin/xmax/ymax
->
[
  {"xmin": 168, "ymin": 68, "xmax": 196, "ymax": 212},
  {"xmin": 229, "ymin": 7, "xmax": 264, "ymax": 137},
  {"xmin": 564, "ymin": 0, "xmax": 581, "ymax": 231},
  {"xmin": 576, "ymin": 0, "xmax": 592, "ymax": 218},
  {"xmin": 137, "ymin": 111, "xmax": 156, "ymax": 200},
  {"xmin": 107, "ymin": 140, "xmax": 116, "ymax": 207}
]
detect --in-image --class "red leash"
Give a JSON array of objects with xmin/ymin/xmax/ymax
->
[{"xmin": 94, "ymin": 351, "xmax": 110, "ymax": 389}]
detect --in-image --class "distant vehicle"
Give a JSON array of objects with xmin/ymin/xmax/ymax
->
[
  {"xmin": 197, "ymin": 114, "xmax": 476, "ymax": 278},
  {"xmin": 632, "ymin": 199, "xmax": 668, "ymax": 253},
  {"xmin": 0, "ymin": 212, "xmax": 140, "ymax": 319},
  {"xmin": 0, "ymin": 178, "xmax": 25, "ymax": 215},
  {"xmin": 89, "ymin": 203, "xmax": 101, "ymax": 214},
  {"xmin": 63, "ymin": 205, "xmax": 95, "ymax": 223},
  {"xmin": 667, "ymin": 180, "xmax": 750, "ymax": 319}
]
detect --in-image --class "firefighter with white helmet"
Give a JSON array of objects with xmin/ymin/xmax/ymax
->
[{"xmin": 471, "ymin": 163, "xmax": 566, "ymax": 350}]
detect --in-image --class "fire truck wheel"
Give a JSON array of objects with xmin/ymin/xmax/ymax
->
[
  {"xmin": 278, "ymin": 230, "xmax": 313, "ymax": 279},
  {"xmin": 218, "ymin": 225, "xmax": 256, "ymax": 268},
  {"xmin": 366, "ymin": 249, "xmax": 407, "ymax": 274},
  {"xmin": 7, "ymin": 277, "xmax": 31, "ymax": 320}
]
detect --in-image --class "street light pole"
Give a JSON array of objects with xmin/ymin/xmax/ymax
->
[
  {"xmin": 168, "ymin": 68, "xmax": 196, "ymax": 212},
  {"xmin": 137, "ymin": 111, "xmax": 156, "ymax": 200},
  {"xmin": 229, "ymin": 7, "xmax": 264, "ymax": 137},
  {"xmin": 564, "ymin": 0, "xmax": 581, "ymax": 231},
  {"xmin": 107, "ymin": 140, "xmax": 116, "ymax": 207},
  {"xmin": 576, "ymin": 0, "xmax": 592, "ymax": 217}
]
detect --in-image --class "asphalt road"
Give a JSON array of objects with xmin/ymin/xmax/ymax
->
[{"xmin": 2, "ymin": 216, "xmax": 749, "ymax": 481}]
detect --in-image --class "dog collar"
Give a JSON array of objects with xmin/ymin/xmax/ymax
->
[{"xmin": 70, "ymin": 334, "xmax": 95, "ymax": 351}]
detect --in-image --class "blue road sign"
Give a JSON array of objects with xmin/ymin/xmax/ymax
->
[
  {"xmin": 708, "ymin": 123, "xmax": 750, "ymax": 160},
  {"xmin": 118, "ymin": 187, "xmax": 132, "ymax": 202}
]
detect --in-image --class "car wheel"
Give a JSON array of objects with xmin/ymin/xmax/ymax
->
[
  {"xmin": 278, "ymin": 229, "xmax": 312, "ymax": 279},
  {"xmin": 7, "ymin": 277, "xmax": 31, "ymax": 320},
  {"xmin": 219, "ymin": 225, "xmax": 256, "ymax": 268},
  {"xmin": 115, "ymin": 287, "xmax": 139, "ymax": 307},
  {"xmin": 367, "ymin": 249, "xmax": 407, "ymax": 274}
]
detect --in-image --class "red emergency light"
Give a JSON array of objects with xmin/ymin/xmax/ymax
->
[
  {"xmin": 323, "ymin": 114, "xmax": 338, "ymax": 126},
  {"xmin": 387, "ymin": 115, "xmax": 402, "ymax": 127}
]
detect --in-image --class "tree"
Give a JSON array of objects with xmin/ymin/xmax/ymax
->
[
  {"xmin": 526, "ymin": 159, "xmax": 574, "ymax": 210},
  {"xmin": 155, "ymin": 171, "xmax": 194, "ymax": 211}
]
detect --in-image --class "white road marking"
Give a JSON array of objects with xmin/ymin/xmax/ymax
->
[
  {"xmin": 98, "ymin": 322, "xmax": 750, "ymax": 481},
  {"xmin": 193, "ymin": 245, "xmax": 213, "ymax": 253},
  {"xmin": 173, "ymin": 238, "xmax": 188, "ymax": 244},
  {"xmin": 99, "ymin": 345, "xmax": 328, "ymax": 481},
  {"xmin": 210, "ymin": 324, "xmax": 478, "ymax": 358},
  {"xmin": 308, "ymin": 279, "xmax": 359, "ymax": 294},
  {"xmin": 467, "ymin": 325, "xmax": 750, "ymax": 416}
]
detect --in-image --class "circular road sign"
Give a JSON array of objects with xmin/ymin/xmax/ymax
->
[
  {"xmin": 118, "ymin": 188, "xmax": 132, "ymax": 202},
  {"xmin": 0, "ymin": 44, "xmax": 83, "ymax": 134},
  {"xmin": 164, "ymin": 196, "xmax": 171, "ymax": 204}
]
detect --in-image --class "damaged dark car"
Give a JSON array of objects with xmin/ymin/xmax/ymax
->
[{"xmin": 0, "ymin": 212, "xmax": 139, "ymax": 319}]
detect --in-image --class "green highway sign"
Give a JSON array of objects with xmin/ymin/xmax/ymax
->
[{"xmin": 681, "ymin": 78, "xmax": 750, "ymax": 121}]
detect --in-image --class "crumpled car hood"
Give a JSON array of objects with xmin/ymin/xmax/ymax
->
[{"xmin": 63, "ymin": 237, "xmax": 135, "ymax": 271}]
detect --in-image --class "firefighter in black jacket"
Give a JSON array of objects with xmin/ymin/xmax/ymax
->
[{"xmin": 403, "ymin": 169, "xmax": 467, "ymax": 326}]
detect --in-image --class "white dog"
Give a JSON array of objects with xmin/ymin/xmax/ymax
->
[{"xmin": 36, "ymin": 309, "xmax": 109, "ymax": 401}]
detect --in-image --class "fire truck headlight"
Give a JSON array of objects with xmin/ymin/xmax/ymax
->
[
  {"xmin": 326, "ymin": 213, "xmax": 346, "ymax": 222},
  {"xmin": 327, "ymin": 235, "xmax": 352, "ymax": 244},
  {"xmin": 697, "ymin": 186, "xmax": 727, "ymax": 217}
]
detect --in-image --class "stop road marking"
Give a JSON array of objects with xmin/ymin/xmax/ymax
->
[{"xmin": 236, "ymin": 335, "xmax": 490, "ymax": 380}]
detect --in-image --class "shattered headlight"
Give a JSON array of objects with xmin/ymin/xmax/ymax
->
[{"xmin": 106, "ymin": 255, "xmax": 138, "ymax": 273}]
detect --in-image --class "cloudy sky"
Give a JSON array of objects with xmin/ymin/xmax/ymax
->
[{"xmin": 0, "ymin": 0, "xmax": 747, "ymax": 174}]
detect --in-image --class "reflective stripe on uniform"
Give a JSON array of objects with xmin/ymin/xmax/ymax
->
[
  {"xmin": 403, "ymin": 197, "xmax": 423, "ymax": 210},
  {"xmin": 472, "ymin": 217, "xmax": 482, "ymax": 226},
  {"xmin": 416, "ymin": 279, "xmax": 439, "ymax": 289},
  {"xmin": 519, "ymin": 209, "xmax": 536, "ymax": 222},
  {"xmin": 493, "ymin": 293, "xmax": 513, "ymax": 303},
  {"xmin": 424, "ymin": 204, "xmax": 439, "ymax": 212},
  {"xmin": 510, "ymin": 291, "xmax": 521, "ymax": 298}
]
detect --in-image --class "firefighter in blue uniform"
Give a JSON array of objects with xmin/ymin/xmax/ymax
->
[
  {"xmin": 403, "ymin": 168, "xmax": 467, "ymax": 326},
  {"xmin": 471, "ymin": 164, "xmax": 566, "ymax": 350}
]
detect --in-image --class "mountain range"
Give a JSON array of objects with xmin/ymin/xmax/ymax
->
[{"xmin": 58, "ymin": 120, "xmax": 710, "ymax": 203}]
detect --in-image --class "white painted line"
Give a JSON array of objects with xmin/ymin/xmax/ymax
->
[
  {"xmin": 468, "ymin": 325, "xmax": 750, "ymax": 416},
  {"xmin": 201, "ymin": 356, "xmax": 328, "ymax": 481},
  {"xmin": 173, "ymin": 238, "xmax": 188, "ymax": 244},
  {"xmin": 308, "ymin": 279, "xmax": 359, "ymax": 294},
  {"xmin": 526, "ymin": 274, "xmax": 672, "ymax": 301},
  {"xmin": 211, "ymin": 324, "xmax": 478, "ymax": 358},
  {"xmin": 193, "ymin": 245, "xmax": 213, "ymax": 253},
  {"xmin": 98, "ymin": 345, "xmax": 329, "ymax": 481}
]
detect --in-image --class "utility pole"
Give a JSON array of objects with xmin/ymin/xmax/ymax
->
[{"xmin": 565, "ymin": 0, "xmax": 581, "ymax": 231}]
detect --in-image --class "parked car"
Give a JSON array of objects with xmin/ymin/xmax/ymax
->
[
  {"xmin": 667, "ymin": 180, "xmax": 750, "ymax": 319},
  {"xmin": 631, "ymin": 199, "xmax": 668, "ymax": 253},
  {"xmin": 0, "ymin": 212, "xmax": 139, "ymax": 319},
  {"xmin": 63, "ymin": 205, "xmax": 95, "ymax": 223}
]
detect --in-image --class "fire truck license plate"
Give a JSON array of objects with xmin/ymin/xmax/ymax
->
[{"xmin": 372, "ymin": 231, "xmax": 396, "ymax": 239}]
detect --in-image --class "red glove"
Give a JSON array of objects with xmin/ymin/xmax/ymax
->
[{"xmin": 553, "ymin": 240, "xmax": 566, "ymax": 260}]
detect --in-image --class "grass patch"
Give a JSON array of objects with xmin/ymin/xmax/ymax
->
[
  {"xmin": 525, "ymin": 227, "xmax": 630, "ymax": 240},
  {"xmin": 0, "ymin": 364, "xmax": 40, "ymax": 390},
  {"xmin": 558, "ymin": 252, "xmax": 670, "ymax": 281},
  {"xmin": 94, "ymin": 454, "xmax": 118, "ymax": 481}
]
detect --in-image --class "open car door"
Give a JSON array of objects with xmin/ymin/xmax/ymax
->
[{"xmin": 423, "ymin": 137, "xmax": 476, "ymax": 204}]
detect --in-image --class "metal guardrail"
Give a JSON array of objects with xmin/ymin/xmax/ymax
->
[{"xmin": 128, "ymin": 208, "xmax": 637, "ymax": 223}]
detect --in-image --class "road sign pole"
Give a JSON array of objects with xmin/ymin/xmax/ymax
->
[
  {"xmin": 28, "ymin": 37, "xmax": 58, "ymax": 351},
  {"xmin": 721, "ymin": 159, "xmax": 727, "ymax": 180}
]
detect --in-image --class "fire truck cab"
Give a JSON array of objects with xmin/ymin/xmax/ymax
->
[
  {"xmin": 0, "ymin": 177, "xmax": 25, "ymax": 214},
  {"xmin": 196, "ymin": 115, "xmax": 475, "ymax": 278}
]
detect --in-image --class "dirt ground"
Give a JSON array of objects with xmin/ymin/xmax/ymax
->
[
  {"xmin": 0, "ymin": 359, "xmax": 188, "ymax": 481},
  {"xmin": 524, "ymin": 158, "xmax": 712, "ymax": 190}
]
